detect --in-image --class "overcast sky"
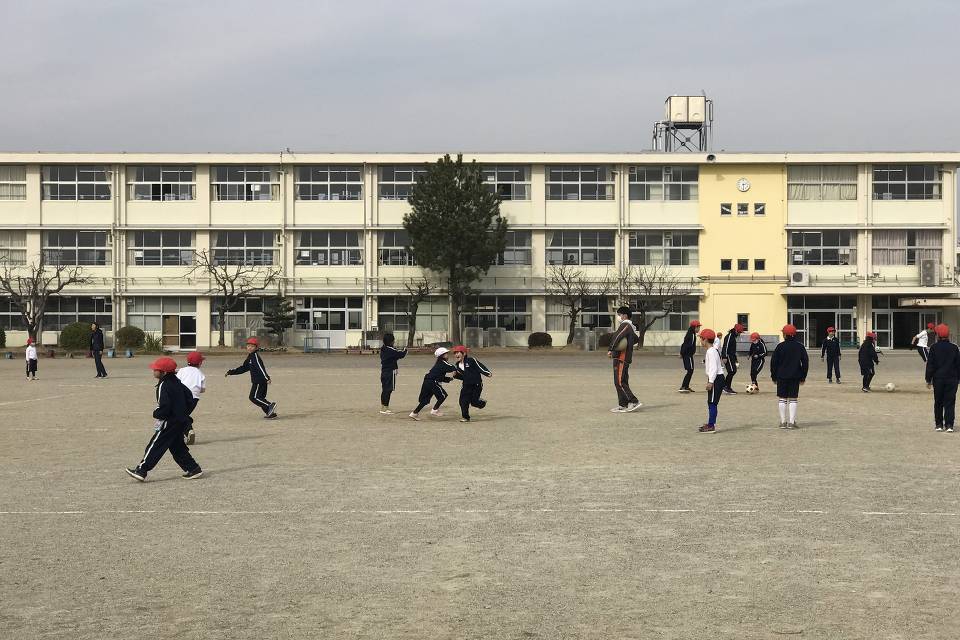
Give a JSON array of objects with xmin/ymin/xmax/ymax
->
[{"xmin": 2, "ymin": 0, "xmax": 959, "ymax": 153}]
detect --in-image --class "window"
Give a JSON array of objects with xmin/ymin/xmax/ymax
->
[
  {"xmin": 296, "ymin": 231, "xmax": 363, "ymax": 266},
  {"xmin": 788, "ymin": 231, "xmax": 857, "ymax": 266},
  {"xmin": 546, "ymin": 230, "xmax": 615, "ymax": 266},
  {"xmin": 0, "ymin": 231, "xmax": 27, "ymax": 265},
  {"xmin": 43, "ymin": 230, "xmax": 110, "ymax": 266},
  {"xmin": 127, "ymin": 166, "xmax": 195, "ymax": 201},
  {"xmin": 546, "ymin": 296, "xmax": 612, "ymax": 331},
  {"xmin": 628, "ymin": 231, "xmax": 698, "ymax": 266},
  {"xmin": 42, "ymin": 165, "xmax": 111, "ymax": 201},
  {"xmin": 211, "ymin": 166, "xmax": 280, "ymax": 201},
  {"xmin": 483, "ymin": 165, "xmax": 531, "ymax": 201},
  {"xmin": 128, "ymin": 297, "xmax": 196, "ymax": 332},
  {"xmin": 647, "ymin": 298, "xmax": 699, "ymax": 332},
  {"xmin": 754, "ymin": 259, "xmax": 766, "ymax": 271},
  {"xmin": 295, "ymin": 165, "xmax": 362, "ymax": 201},
  {"xmin": 208, "ymin": 297, "xmax": 262, "ymax": 332},
  {"xmin": 377, "ymin": 296, "xmax": 448, "ymax": 333},
  {"xmin": 295, "ymin": 297, "xmax": 363, "ymax": 331},
  {"xmin": 754, "ymin": 203, "xmax": 766, "ymax": 216},
  {"xmin": 378, "ymin": 230, "xmax": 415, "ymax": 266},
  {"xmin": 546, "ymin": 165, "xmax": 614, "ymax": 201},
  {"xmin": 0, "ymin": 166, "xmax": 27, "ymax": 200},
  {"xmin": 628, "ymin": 166, "xmax": 698, "ymax": 201},
  {"xmin": 463, "ymin": 296, "xmax": 530, "ymax": 331},
  {"xmin": 737, "ymin": 259, "xmax": 749, "ymax": 271},
  {"xmin": 378, "ymin": 165, "xmax": 427, "ymax": 200},
  {"xmin": 128, "ymin": 231, "xmax": 194, "ymax": 266},
  {"xmin": 45, "ymin": 296, "xmax": 112, "ymax": 330},
  {"xmin": 498, "ymin": 230, "xmax": 532, "ymax": 265},
  {"xmin": 212, "ymin": 231, "xmax": 277, "ymax": 266},
  {"xmin": 737, "ymin": 314, "xmax": 749, "ymax": 331},
  {"xmin": 787, "ymin": 165, "xmax": 857, "ymax": 200},
  {"xmin": 720, "ymin": 259, "xmax": 732, "ymax": 271},
  {"xmin": 872, "ymin": 230, "xmax": 941, "ymax": 266},
  {"xmin": 737, "ymin": 203, "xmax": 749, "ymax": 216},
  {"xmin": 872, "ymin": 164, "xmax": 941, "ymax": 200},
  {"xmin": 0, "ymin": 297, "xmax": 25, "ymax": 330},
  {"xmin": 720, "ymin": 203, "xmax": 732, "ymax": 216}
]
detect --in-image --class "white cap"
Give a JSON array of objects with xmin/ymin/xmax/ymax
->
[{"xmin": 434, "ymin": 347, "xmax": 449, "ymax": 358}]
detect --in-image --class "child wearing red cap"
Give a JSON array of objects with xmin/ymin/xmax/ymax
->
[
  {"xmin": 678, "ymin": 319, "xmax": 701, "ymax": 393},
  {"xmin": 177, "ymin": 351, "xmax": 206, "ymax": 444},
  {"xmin": 821, "ymin": 326, "xmax": 842, "ymax": 384},
  {"xmin": 451, "ymin": 345, "xmax": 492, "ymax": 423},
  {"xmin": 699, "ymin": 328, "xmax": 723, "ymax": 433},
  {"xmin": 125, "ymin": 357, "xmax": 203, "ymax": 481},
  {"xmin": 25, "ymin": 337, "xmax": 38, "ymax": 381},
  {"xmin": 770, "ymin": 324, "xmax": 808, "ymax": 429},
  {"xmin": 858, "ymin": 332, "xmax": 880, "ymax": 392},
  {"xmin": 721, "ymin": 323, "xmax": 745, "ymax": 394},
  {"xmin": 912, "ymin": 322, "xmax": 936, "ymax": 364},
  {"xmin": 748, "ymin": 331, "xmax": 768, "ymax": 390},
  {"xmin": 925, "ymin": 324, "xmax": 959, "ymax": 433},
  {"xmin": 225, "ymin": 337, "xmax": 278, "ymax": 419}
]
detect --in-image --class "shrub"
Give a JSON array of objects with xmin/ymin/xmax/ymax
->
[
  {"xmin": 597, "ymin": 332, "xmax": 613, "ymax": 348},
  {"xmin": 59, "ymin": 322, "xmax": 92, "ymax": 351},
  {"xmin": 114, "ymin": 326, "xmax": 146, "ymax": 350},
  {"xmin": 143, "ymin": 334, "xmax": 164, "ymax": 353},
  {"xmin": 527, "ymin": 332, "xmax": 553, "ymax": 348},
  {"xmin": 0, "ymin": 327, "xmax": 5, "ymax": 348}
]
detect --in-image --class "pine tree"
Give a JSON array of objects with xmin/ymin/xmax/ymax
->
[{"xmin": 263, "ymin": 297, "xmax": 295, "ymax": 344}]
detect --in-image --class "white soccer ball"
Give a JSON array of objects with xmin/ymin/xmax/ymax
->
[
  {"xmin": 745, "ymin": 384, "xmax": 758, "ymax": 394},
  {"xmin": 885, "ymin": 382, "xmax": 896, "ymax": 392}
]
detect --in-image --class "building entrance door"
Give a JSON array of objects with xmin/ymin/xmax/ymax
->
[
  {"xmin": 179, "ymin": 316, "xmax": 197, "ymax": 349},
  {"xmin": 162, "ymin": 315, "xmax": 180, "ymax": 348},
  {"xmin": 872, "ymin": 312, "xmax": 892, "ymax": 349}
]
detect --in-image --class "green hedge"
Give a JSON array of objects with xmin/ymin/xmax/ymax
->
[
  {"xmin": 115, "ymin": 326, "xmax": 146, "ymax": 349},
  {"xmin": 527, "ymin": 332, "xmax": 553, "ymax": 348},
  {"xmin": 59, "ymin": 322, "xmax": 92, "ymax": 351}
]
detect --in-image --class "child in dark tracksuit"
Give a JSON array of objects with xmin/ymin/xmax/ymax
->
[
  {"xmin": 925, "ymin": 324, "xmax": 960, "ymax": 433},
  {"xmin": 721, "ymin": 323, "xmax": 744, "ymax": 394},
  {"xmin": 452, "ymin": 345, "xmax": 492, "ymax": 422},
  {"xmin": 821, "ymin": 327, "xmax": 842, "ymax": 383},
  {"xmin": 748, "ymin": 332, "xmax": 767, "ymax": 390},
  {"xmin": 678, "ymin": 320, "xmax": 701, "ymax": 393},
  {"xmin": 225, "ymin": 337, "xmax": 278, "ymax": 418},
  {"xmin": 770, "ymin": 324, "xmax": 808, "ymax": 430},
  {"xmin": 859, "ymin": 333, "xmax": 880, "ymax": 392},
  {"xmin": 379, "ymin": 334, "xmax": 407, "ymax": 414},
  {"xmin": 409, "ymin": 347, "xmax": 457, "ymax": 420},
  {"xmin": 126, "ymin": 357, "xmax": 202, "ymax": 481}
]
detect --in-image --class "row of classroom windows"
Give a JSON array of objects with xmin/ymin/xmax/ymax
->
[{"xmin": 0, "ymin": 163, "xmax": 944, "ymax": 202}]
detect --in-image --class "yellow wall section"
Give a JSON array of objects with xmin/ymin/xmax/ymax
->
[{"xmin": 698, "ymin": 164, "xmax": 788, "ymax": 335}]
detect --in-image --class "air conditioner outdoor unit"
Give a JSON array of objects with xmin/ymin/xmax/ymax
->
[
  {"xmin": 789, "ymin": 269, "xmax": 810, "ymax": 287},
  {"xmin": 920, "ymin": 259, "xmax": 938, "ymax": 287}
]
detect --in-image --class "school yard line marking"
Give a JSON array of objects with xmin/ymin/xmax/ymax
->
[
  {"xmin": 0, "ymin": 394, "xmax": 77, "ymax": 407},
  {"xmin": 1, "ymin": 509, "xmax": 956, "ymax": 517}
]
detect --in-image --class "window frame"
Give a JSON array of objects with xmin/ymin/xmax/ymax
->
[
  {"xmin": 212, "ymin": 230, "xmax": 278, "ymax": 266},
  {"xmin": 788, "ymin": 230, "xmax": 857, "ymax": 266},
  {"xmin": 378, "ymin": 165, "xmax": 427, "ymax": 201},
  {"xmin": 628, "ymin": 231, "xmax": 699, "ymax": 266},
  {"xmin": 127, "ymin": 231, "xmax": 195, "ymax": 267},
  {"xmin": 378, "ymin": 230, "xmax": 416, "ymax": 266},
  {"xmin": 211, "ymin": 165, "xmax": 280, "ymax": 201},
  {"xmin": 295, "ymin": 230, "xmax": 363, "ymax": 266},
  {"xmin": 482, "ymin": 165, "xmax": 531, "ymax": 201},
  {"xmin": 295, "ymin": 165, "xmax": 363, "ymax": 201},
  {"xmin": 0, "ymin": 230, "xmax": 27, "ymax": 265},
  {"xmin": 628, "ymin": 165, "xmax": 698, "ymax": 201},
  {"xmin": 42, "ymin": 230, "xmax": 111, "ymax": 266},
  {"xmin": 294, "ymin": 296, "xmax": 363, "ymax": 331},
  {"xmin": 44, "ymin": 295, "xmax": 113, "ymax": 330},
  {"xmin": 872, "ymin": 164, "xmax": 942, "ymax": 201},
  {"xmin": 787, "ymin": 165, "xmax": 858, "ymax": 201},
  {"xmin": 126, "ymin": 166, "xmax": 196, "ymax": 202},
  {"xmin": 42, "ymin": 165, "xmax": 112, "ymax": 201},
  {"xmin": 376, "ymin": 296, "xmax": 448, "ymax": 333},
  {"xmin": 546, "ymin": 230, "xmax": 615, "ymax": 266},
  {"xmin": 0, "ymin": 166, "xmax": 27, "ymax": 201},
  {"xmin": 720, "ymin": 259, "xmax": 732, "ymax": 271},
  {"xmin": 545, "ymin": 165, "xmax": 615, "ymax": 201},
  {"xmin": 497, "ymin": 230, "xmax": 532, "ymax": 266},
  {"xmin": 463, "ymin": 295, "xmax": 531, "ymax": 332}
]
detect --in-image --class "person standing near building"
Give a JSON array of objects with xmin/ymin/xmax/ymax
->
[
  {"xmin": 378, "ymin": 333, "xmax": 407, "ymax": 415},
  {"xmin": 25, "ymin": 337, "xmax": 38, "ymax": 381},
  {"xmin": 177, "ymin": 351, "xmax": 206, "ymax": 445},
  {"xmin": 721, "ymin": 323, "xmax": 744, "ymax": 394},
  {"xmin": 699, "ymin": 328, "xmax": 723, "ymax": 433},
  {"xmin": 90, "ymin": 322, "xmax": 108, "ymax": 378},
  {"xmin": 607, "ymin": 306, "xmax": 641, "ymax": 412},
  {"xmin": 859, "ymin": 332, "xmax": 880, "ymax": 392},
  {"xmin": 452, "ymin": 345, "xmax": 492, "ymax": 423},
  {"xmin": 912, "ymin": 323, "xmax": 934, "ymax": 363},
  {"xmin": 821, "ymin": 327, "xmax": 842, "ymax": 384},
  {"xmin": 770, "ymin": 324, "xmax": 808, "ymax": 430},
  {"xmin": 678, "ymin": 319, "xmax": 701, "ymax": 393},
  {"xmin": 748, "ymin": 332, "xmax": 768, "ymax": 391},
  {"xmin": 926, "ymin": 324, "xmax": 960, "ymax": 433},
  {"xmin": 225, "ymin": 337, "xmax": 278, "ymax": 419}
]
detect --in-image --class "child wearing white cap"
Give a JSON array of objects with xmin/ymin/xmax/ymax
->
[{"xmin": 409, "ymin": 347, "xmax": 457, "ymax": 421}]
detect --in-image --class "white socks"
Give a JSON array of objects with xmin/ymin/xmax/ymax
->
[
  {"xmin": 788, "ymin": 400, "xmax": 798, "ymax": 424},
  {"xmin": 778, "ymin": 399, "xmax": 787, "ymax": 423}
]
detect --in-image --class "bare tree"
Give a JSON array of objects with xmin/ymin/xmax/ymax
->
[
  {"xmin": 400, "ymin": 276, "xmax": 438, "ymax": 347},
  {"xmin": 0, "ymin": 255, "xmax": 90, "ymax": 341},
  {"xmin": 187, "ymin": 250, "xmax": 282, "ymax": 347},
  {"xmin": 611, "ymin": 265, "xmax": 694, "ymax": 347},
  {"xmin": 546, "ymin": 264, "xmax": 613, "ymax": 345}
]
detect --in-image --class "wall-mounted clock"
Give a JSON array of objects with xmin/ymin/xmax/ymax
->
[{"xmin": 736, "ymin": 178, "xmax": 751, "ymax": 192}]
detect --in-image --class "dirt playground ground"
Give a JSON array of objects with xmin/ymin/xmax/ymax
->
[{"xmin": 1, "ymin": 349, "xmax": 958, "ymax": 639}]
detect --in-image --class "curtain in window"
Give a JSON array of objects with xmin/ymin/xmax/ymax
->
[{"xmin": 872, "ymin": 230, "xmax": 906, "ymax": 266}]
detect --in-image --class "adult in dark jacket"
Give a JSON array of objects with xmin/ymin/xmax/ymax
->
[
  {"xmin": 858, "ymin": 333, "xmax": 880, "ymax": 392},
  {"xmin": 678, "ymin": 320, "xmax": 701, "ymax": 393},
  {"xmin": 770, "ymin": 324, "xmax": 808, "ymax": 429},
  {"xmin": 90, "ymin": 322, "xmax": 108, "ymax": 378},
  {"xmin": 721, "ymin": 323, "xmax": 744, "ymax": 394},
  {"xmin": 925, "ymin": 324, "xmax": 960, "ymax": 432},
  {"xmin": 821, "ymin": 326, "xmax": 842, "ymax": 383},
  {"xmin": 225, "ymin": 337, "xmax": 277, "ymax": 418}
]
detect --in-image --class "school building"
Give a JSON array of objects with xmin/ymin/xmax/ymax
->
[{"xmin": 0, "ymin": 152, "xmax": 957, "ymax": 350}]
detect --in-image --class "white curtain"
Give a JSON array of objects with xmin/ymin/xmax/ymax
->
[{"xmin": 872, "ymin": 230, "xmax": 906, "ymax": 266}]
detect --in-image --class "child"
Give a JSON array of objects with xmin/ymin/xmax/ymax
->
[
  {"xmin": 770, "ymin": 324, "xmax": 808, "ymax": 430},
  {"xmin": 125, "ymin": 357, "xmax": 203, "ymax": 481},
  {"xmin": 858, "ymin": 332, "xmax": 880, "ymax": 392},
  {"xmin": 379, "ymin": 333, "xmax": 407, "ymax": 414},
  {"xmin": 699, "ymin": 328, "xmax": 723, "ymax": 433},
  {"xmin": 912, "ymin": 323, "xmax": 935, "ymax": 363},
  {"xmin": 678, "ymin": 319, "xmax": 701, "ymax": 393},
  {"xmin": 721, "ymin": 323, "xmax": 745, "ymax": 394},
  {"xmin": 452, "ymin": 345, "xmax": 492, "ymax": 423},
  {"xmin": 821, "ymin": 326, "xmax": 842, "ymax": 383},
  {"xmin": 225, "ymin": 337, "xmax": 278, "ymax": 419},
  {"xmin": 177, "ymin": 351, "xmax": 206, "ymax": 444},
  {"xmin": 409, "ymin": 347, "xmax": 457, "ymax": 421},
  {"xmin": 25, "ymin": 337, "xmax": 38, "ymax": 381},
  {"xmin": 748, "ymin": 331, "xmax": 767, "ymax": 390},
  {"xmin": 608, "ymin": 306, "xmax": 641, "ymax": 412},
  {"xmin": 925, "ymin": 323, "xmax": 960, "ymax": 433}
]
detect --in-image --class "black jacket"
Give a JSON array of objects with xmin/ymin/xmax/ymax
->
[
  {"xmin": 455, "ymin": 357, "xmax": 492, "ymax": 385},
  {"xmin": 90, "ymin": 328, "xmax": 105, "ymax": 351},
  {"xmin": 858, "ymin": 340, "xmax": 879, "ymax": 371},
  {"xmin": 380, "ymin": 346, "xmax": 407, "ymax": 371},
  {"xmin": 609, "ymin": 320, "xmax": 638, "ymax": 364},
  {"xmin": 153, "ymin": 373, "xmax": 194, "ymax": 429},
  {"xmin": 821, "ymin": 336, "xmax": 841, "ymax": 359},
  {"xmin": 770, "ymin": 337, "xmax": 808, "ymax": 381},
  {"xmin": 424, "ymin": 358, "xmax": 456, "ymax": 383},
  {"xmin": 680, "ymin": 327, "xmax": 697, "ymax": 357},
  {"xmin": 227, "ymin": 350, "xmax": 271, "ymax": 384},
  {"xmin": 749, "ymin": 340, "xmax": 768, "ymax": 360},
  {"xmin": 721, "ymin": 330, "xmax": 740, "ymax": 360},
  {"xmin": 925, "ymin": 339, "xmax": 960, "ymax": 383}
]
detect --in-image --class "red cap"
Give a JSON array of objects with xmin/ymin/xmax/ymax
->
[
  {"xmin": 750, "ymin": 332, "xmax": 760, "ymax": 340},
  {"xmin": 186, "ymin": 351, "xmax": 205, "ymax": 366},
  {"xmin": 826, "ymin": 327, "xmax": 835, "ymax": 333},
  {"xmin": 690, "ymin": 320, "xmax": 701, "ymax": 327},
  {"xmin": 782, "ymin": 324, "xmax": 797, "ymax": 337},
  {"xmin": 734, "ymin": 324, "xmax": 744, "ymax": 333},
  {"xmin": 26, "ymin": 337, "xmax": 34, "ymax": 344},
  {"xmin": 927, "ymin": 322, "xmax": 936, "ymax": 329},
  {"xmin": 700, "ymin": 329, "xmax": 716, "ymax": 341},
  {"xmin": 451, "ymin": 345, "xmax": 468, "ymax": 354},
  {"xmin": 149, "ymin": 356, "xmax": 177, "ymax": 373},
  {"xmin": 246, "ymin": 337, "xmax": 259, "ymax": 346},
  {"xmin": 866, "ymin": 332, "xmax": 877, "ymax": 339},
  {"xmin": 936, "ymin": 324, "xmax": 950, "ymax": 338}
]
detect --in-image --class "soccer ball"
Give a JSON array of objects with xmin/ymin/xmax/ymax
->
[
  {"xmin": 745, "ymin": 384, "xmax": 758, "ymax": 394},
  {"xmin": 885, "ymin": 382, "xmax": 896, "ymax": 392}
]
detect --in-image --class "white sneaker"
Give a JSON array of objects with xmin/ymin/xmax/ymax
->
[
  {"xmin": 947, "ymin": 427, "xmax": 955, "ymax": 433},
  {"xmin": 625, "ymin": 402, "xmax": 643, "ymax": 412},
  {"xmin": 610, "ymin": 406, "xmax": 627, "ymax": 413},
  {"xmin": 408, "ymin": 412, "xmax": 420, "ymax": 421},
  {"xmin": 379, "ymin": 408, "xmax": 393, "ymax": 415},
  {"xmin": 430, "ymin": 409, "xmax": 443, "ymax": 417}
]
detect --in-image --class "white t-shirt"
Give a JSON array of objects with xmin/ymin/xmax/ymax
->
[
  {"xmin": 705, "ymin": 344, "xmax": 723, "ymax": 383},
  {"xmin": 176, "ymin": 366, "xmax": 206, "ymax": 399},
  {"xmin": 914, "ymin": 331, "xmax": 929, "ymax": 349},
  {"xmin": 25, "ymin": 345, "xmax": 37, "ymax": 360}
]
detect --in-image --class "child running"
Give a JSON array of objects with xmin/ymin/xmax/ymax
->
[
  {"xmin": 770, "ymin": 324, "xmax": 808, "ymax": 430},
  {"xmin": 858, "ymin": 332, "xmax": 880, "ymax": 392},
  {"xmin": 409, "ymin": 347, "xmax": 457, "ymax": 421},
  {"xmin": 678, "ymin": 319, "xmax": 701, "ymax": 393},
  {"xmin": 925, "ymin": 323, "xmax": 960, "ymax": 433},
  {"xmin": 452, "ymin": 345, "xmax": 492, "ymax": 423},
  {"xmin": 699, "ymin": 328, "xmax": 723, "ymax": 433},
  {"xmin": 748, "ymin": 331, "xmax": 767, "ymax": 391},
  {"xmin": 125, "ymin": 357, "xmax": 203, "ymax": 481},
  {"xmin": 379, "ymin": 333, "xmax": 407, "ymax": 415},
  {"xmin": 177, "ymin": 351, "xmax": 206, "ymax": 444},
  {"xmin": 821, "ymin": 326, "xmax": 842, "ymax": 384},
  {"xmin": 25, "ymin": 337, "xmax": 38, "ymax": 381},
  {"xmin": 912, "ymin": 322, "xmax": 935, "ymax": 364},
  {"xmin": 225, "ymin": 337, "xmax": 278, "ymax": 419}
]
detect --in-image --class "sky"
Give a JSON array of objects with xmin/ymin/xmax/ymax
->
[{"xmin": 2, "ymin": 0, "xmax": 959, "ymax": 153}]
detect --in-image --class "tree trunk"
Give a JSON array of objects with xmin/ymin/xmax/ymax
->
[
  {"xmin": 566, "ymin": 313, "xmax": 577, "ymax": 345},
  {"xmin": 406, "ymin": 312, "xmax": 418, "ymax": 348},
  {"xmin": 449, "ymin": 294, "xmax": 461, "ymax": 344},
  {"xmin": 218, "ymin": 311, "xmax": 226, "ymax": 347}
]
